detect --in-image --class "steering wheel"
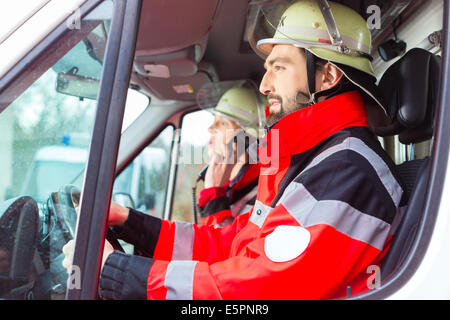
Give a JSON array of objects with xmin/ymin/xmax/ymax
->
[
  {"xmin": 105, "ymin": 227, "xmax": 124, "ymax": 252},
  {"xmin": 47, "ymin": 185, "xmax": 124, "ymax": 252},
  {"xmin": 0, "ymin": 196, "xmax": 39, "ymax": 299},
  {"xmin": 47, "ymin": 185, "xmax": 79, "ymax": 245}
]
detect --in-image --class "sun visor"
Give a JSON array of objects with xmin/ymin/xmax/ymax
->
[
  {"xmin": 133, "ymin": 0, "xmax": 221, "ymax": 101},
  {"xmin": 136, "ymin": 62, "xmax": 219, "ymax": 102},
  {"xmin": 134, "ymin": 45, "xmax": 201, "ymax": 78}
]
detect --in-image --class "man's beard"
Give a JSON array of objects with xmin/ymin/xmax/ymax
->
[{"xmin": 266, "ymin": 91, "xmax": 313, "ymax": 127}]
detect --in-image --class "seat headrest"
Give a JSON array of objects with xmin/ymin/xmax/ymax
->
[{"xmin": 376, "ymin": 48, "xmax": 441, "ymax": 144}]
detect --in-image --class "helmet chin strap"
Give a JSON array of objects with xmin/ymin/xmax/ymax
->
[
  {"xmin": 305, "ymin": 50, "xmax": 329, "ymax": 105},
  {"xmin": 304, "ymin": 50, "xmax": 352, "ymax": 106},
  {"xmin": 306, "ymin": 50, "xmax": 317, "ymax": 101}
]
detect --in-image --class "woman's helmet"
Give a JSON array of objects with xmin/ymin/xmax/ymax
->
[{"xmin": 197, "ymin": 80, "xmax": 268, "ymax": 138}]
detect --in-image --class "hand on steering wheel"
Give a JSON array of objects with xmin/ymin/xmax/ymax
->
[
  {"xmin": 105, "ymin": 226, "xmax": 125, "ymax": 252},
  {"xmin": 62, "ymin": 236, "xmax": 119, "ymax": 274},
  {"xmin": 54, "ymin": 185, "xmax": 126, "ymax": 274},
  {"xmin": 105, "ymin": 201, "xmax": 130, "ymax": 252}
]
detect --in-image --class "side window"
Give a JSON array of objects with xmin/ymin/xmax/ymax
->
[
  {"xmin": 0, "ymin": 3, "xmax": 112, "ymax": 300},
  {"xmin": 113, "ymin": 126, "xmax": 174, "ymax": 219},
  {"xmin": 171, "ymin": 110, "xmax": 214, "ymax": 223},
  {"xmin": 121, "ymin": 89, "xmax": 150, "ymax": 133}
]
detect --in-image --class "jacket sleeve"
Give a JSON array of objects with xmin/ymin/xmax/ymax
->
[
  {"xmin": 197, "ymin": 186, "xmax": 233, "ymax": 226},
  {"xmin": 113, "ymin": 207, "xmax": 251, "ymax": 262}
]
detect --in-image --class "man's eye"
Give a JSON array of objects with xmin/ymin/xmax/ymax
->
[{"xmin": 274, "ymin": 65, "xmax": 283, "ymax": 72}]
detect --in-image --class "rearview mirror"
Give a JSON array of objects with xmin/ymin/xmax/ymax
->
[{"xmin": 56, "ymin": 71, "xmax": 99, "ymax": 100}]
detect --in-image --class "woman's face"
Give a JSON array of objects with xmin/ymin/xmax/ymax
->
[{"xmin": 208, "ymin": 114, "xmax": 241, "ymax": 157}]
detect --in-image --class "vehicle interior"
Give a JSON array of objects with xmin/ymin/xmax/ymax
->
[
  {"xmin": 120, "ymin": 0, "xmax": 445, "ymax": 299},
  {"xmin": 125, "ymin": 0, "xmax": 446, "ymax": 299},
  {"xmin": 0, "ymin": 0, "xmax": 446, "ymax": 300}
]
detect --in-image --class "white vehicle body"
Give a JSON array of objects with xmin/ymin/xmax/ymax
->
[{"xmin": 21, "ymin": 145, "xmax": 88, "ymax": 201}]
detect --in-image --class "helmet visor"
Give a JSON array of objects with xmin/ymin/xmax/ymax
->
[{"xmin": 248, "ymin": 0, "xmax": 372, "ymax": 60}]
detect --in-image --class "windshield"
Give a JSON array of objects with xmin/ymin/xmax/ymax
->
[
  {"xmin": 22, "ymin": 160, "xmax": 86, "ymax": 202},
  {"xmin": 113, "ymin": 163, "xmax": 134, "ymax": 194}
]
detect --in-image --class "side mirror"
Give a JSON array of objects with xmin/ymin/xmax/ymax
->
[
  {"xmin": 112, "ymin": 192, "xmax": 135, "ymax": 209},
  {"xmin": 138, "ymin": 192, "xmax": 155, "ymax": 211}
]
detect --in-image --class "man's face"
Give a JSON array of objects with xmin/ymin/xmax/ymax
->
[{"xmin": 260, "ymin": 44, "xmax": 312, "ymax": 126}]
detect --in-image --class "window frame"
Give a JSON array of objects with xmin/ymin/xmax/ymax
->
[
  {"xmin": 0, "ymin": 0, "xmax": 104, "ymax": 109},
  {"xmin": 114, "ymin": 123, "xmax": 176, "ymax": 219},
  {"xmin": 165, "ymin": 107, "xmax": 213, "ymax": 222},
  {"xmin": 65, "ymin": 0, "xmax": 142, "ymax": 300}
]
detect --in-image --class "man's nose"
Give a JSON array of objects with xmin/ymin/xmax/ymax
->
[{"xmin": 259, "ymin": 72, "xmax": 273, "ymax": 95}]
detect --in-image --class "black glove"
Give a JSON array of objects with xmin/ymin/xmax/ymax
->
[{"xmin": 99, "ymin": 251, "xmax": 154, "ymax": 300}]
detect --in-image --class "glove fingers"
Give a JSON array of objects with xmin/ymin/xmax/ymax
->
[
  {"xmin": 62, "ymin": 239, "xmax": 75, "ymax": 255},
  {"xmin": 62, "ymin": 239, "xmax": 75, "ymax": 272},
  {"xmin": 101, "ymin": 263, "xmax": 127, "ymax": 282},
  {"xmin": 62, "ymin": 256, "xmax": 72, "ymax": 271},
  {"xmin": 99, "ymin": 274, "xmax": 123, "ymax": 300}
]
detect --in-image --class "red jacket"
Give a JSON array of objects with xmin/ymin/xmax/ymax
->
[
  {"xmin": 99, "ymin": 91, "xmax": 405, "ymax": 300},
  {"xmin": 198, "ymin": 163, "xmax": 259, "ymax": 227}
]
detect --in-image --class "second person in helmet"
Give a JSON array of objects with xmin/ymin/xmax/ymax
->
[{"xmin": 198, "ymin": 86, "xmax": 264, "ymax": 227}]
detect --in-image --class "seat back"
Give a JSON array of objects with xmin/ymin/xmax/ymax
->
[{"xmin": 376, "ymin": 48, "xmax": 441, "ymax": 280}]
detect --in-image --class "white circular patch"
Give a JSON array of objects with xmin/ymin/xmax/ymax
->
[{"xmin": 264, "ymin": 225, "xmax": 310, "ymax": 263}]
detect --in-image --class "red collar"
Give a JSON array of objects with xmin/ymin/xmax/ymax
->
[{"xmin": 258, "ymin": 91, "xmax": 369, "ymax": 174}]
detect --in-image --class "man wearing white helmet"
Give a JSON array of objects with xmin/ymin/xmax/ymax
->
[
  {"xmin": 197, "ymin": 85, "xmax": 264, "ymax": 227},
  {"xmin": 78, "ymin": 0, "xmax": 406, "ymax": 300}
]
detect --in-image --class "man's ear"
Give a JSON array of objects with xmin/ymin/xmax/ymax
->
[{"xmin": 316, "ymin": 62, "xmax": 344, "ymax": 91}]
